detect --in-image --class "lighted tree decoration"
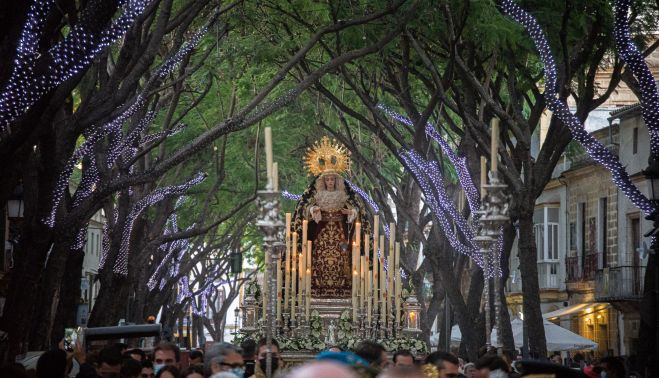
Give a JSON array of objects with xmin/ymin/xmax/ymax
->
[
  {"xmin": 613, "ymin": 0, "xmax": 659, "ymax": 154},
  {"xmin": 497, "ymin": 0, "xmax": 656, "ymax": 216},
  {"xmin": 0, "ymin": 0, "xmax": 150, "ymax": 131}
]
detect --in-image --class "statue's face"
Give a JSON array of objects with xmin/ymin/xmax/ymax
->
[{"xmin": 323, "ymin": 175, "xmax": 336, "ymax": 191}]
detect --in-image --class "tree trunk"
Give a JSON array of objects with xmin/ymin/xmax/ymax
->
[
  {"xmin": 29, "ymin": 239, "xmax": 76, "ymax": 350},
  {"xmin": 88, "ymin": 271, "xmax": 130, "ymax": 326},
  {"xmin": 499, "ymin": 224, "xmax": 517, "ymax": 352},
  {"xmin": 637, "ymin": 249, "xmax": 658, "ymax": 372},
  {"xmin": 517, "ymin": 214, "xmax": 547, "ymax": 358},
  {"xmin": 50, "ymin": 249, "xmax": 85, "ymax": 346}
]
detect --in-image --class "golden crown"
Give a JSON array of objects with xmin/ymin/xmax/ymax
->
[{"xmin": 304, "ymin": 136, "xmax": 351, "ymax": 176}]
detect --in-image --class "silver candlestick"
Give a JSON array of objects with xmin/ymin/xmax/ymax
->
[
  {"xmin": 256, "ymin": 189, "xmax": 284, "ymax": 378},
  {"xmin": 480, "ymin": 170, "xmax": 510, "ymax": 353}
]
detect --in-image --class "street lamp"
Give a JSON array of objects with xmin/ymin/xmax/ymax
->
[{"xmin": 234, "ymin": 307, "xmax": 240, "ymax": 331}]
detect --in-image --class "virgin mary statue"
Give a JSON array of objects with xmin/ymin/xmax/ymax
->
[{"xmin": 292, "ymin": 137, "xmax": 371, "ymax": 298}]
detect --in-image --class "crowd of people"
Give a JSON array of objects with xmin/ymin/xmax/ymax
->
[{"xmin": 1, "ymin": 337, "xmax": 655, "ymax": 378}]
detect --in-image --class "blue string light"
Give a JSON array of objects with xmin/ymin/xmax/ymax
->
[
  {"xmin": 113, "ymin": 173, "xmax": 206, "ymax": 275},
  {"xmin": 0, "ymin": 0, "xmax": 150, "ymax": 131},
  {"xmin": 613, "ymin": 0, "xmax": 659, "ymax": 156},
  {"xmin": 499, "ymin": 0, "xmax": 656, "ymax": 216},
  {"xmin": 378, "ymin": 104, "xmax": 481, "ymax": 213}
]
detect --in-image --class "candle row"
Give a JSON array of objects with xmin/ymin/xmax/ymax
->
[
  {"xmin": 355, "ymin": 216, "xmax": 402, "ymax": 328},
  {"xmin": 268, "ymin": 212, "xmax": 404, "ymax": 329}
]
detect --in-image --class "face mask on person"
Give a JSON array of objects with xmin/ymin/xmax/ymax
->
[
  {"xmin": 259, "ymin": 358, "xmax": 279, "ymax": 373},
  {"xmin": 153, "ymin": 363, "xmax": 164, "ymax": 375},
  {"xmin": 229, "ymin": 367, "xmax": 245, "ymax": 378}
]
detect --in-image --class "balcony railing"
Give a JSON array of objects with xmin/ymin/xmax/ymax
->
[
  {"xmin": 583, "ymin": 253, "xmax": 598, "ymax": 281},
  {"xmin": 538, "ymin": 261, "xmax": 560, "ymax": 289},
  {"xmin": 566, "ymin": 253, "xmax": 598, "ymax": 282},
  {"xmin": 595, "ymin": 266, "xmax": 644, "ymax": 301},
  {"xmin": 566, "ymin": 256, "xmax": 580, "ymax": 282}
]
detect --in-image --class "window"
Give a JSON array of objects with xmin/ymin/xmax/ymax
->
[
  {"xmin": 569, "ymin": 222, "xmax": 576, "ymax": 251},
  {"xmin": 533, "ymin": 206, "xmax": 559, "ymax": 261},
  {"xmin": 633, "ymin": 127, "xmax": 638, "ymax": 154},
  {"xmin": 578, "ymin": 202, "xmax": 586, "ymax": 261},
  {"xmin": 598, "ymin": 197, "xmax": 608, "ymax": 268}
]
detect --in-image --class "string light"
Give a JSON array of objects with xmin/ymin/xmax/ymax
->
[
  {"xmin": 113, "ymin": 173, "xmax": 207, "ymax": 274},
  {"xmin": 613, "ymin": 0, "xmax": 659, "ymax": 154},
  {"xmin": 498, "ymin": 0, "xmax": 656, "ymax": 216},
  {"xmin": 400, "ymin": 150, "xmax": 485, "ymax": 269},
  {"xmin": 281, "ymin": 190, "xmax": 301, "ymax": 201},
  {"xmin": 379, "ymin": 104, "xmax": 481, "ymax": 213},
  {"xmin": 0, "ymin": 0, "xmax": 150, "ymax": 131},
  {"xmin": 46, "ymin": 26, "xmax": 208, "ymax": 228}
]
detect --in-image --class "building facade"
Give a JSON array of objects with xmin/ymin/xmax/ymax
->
[{"xmin": 506, "ymin": 105, "xmax": 651, "ymax": 357}]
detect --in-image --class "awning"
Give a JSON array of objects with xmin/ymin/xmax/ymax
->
[{"xmin": 542, "ymin": 303, "xmax": 608, "ymax": 319}]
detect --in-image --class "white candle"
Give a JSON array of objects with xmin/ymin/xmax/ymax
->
[
  {"xmin": 306, "ymin": 267, "xmax": 311, "ymax": 320},
  {"xmin": 395, "ymin": 242, "xmax": 401, "ymax": 327},
  {"xmin": 373, "ymin": 215, "xmax": 379, "ymax": 316},
  {"xmin": 291, "ymin": 239, "xmax": 297, "ymax": 316},
  {"xmin": 379, "ymin": 235, "xmax": 386, "ymax": 325},
  {"xmin": 307, "ymin": 240, "xmax": 312, "ymax": 296},
  {"xmin": 491, "ymin": 118, "xmax": 499, "ymax": 173},
  {"xmin": 481, "ymin": 156, "xmax": 487, "ymax": 200},
  {"xmin": 284, "ymin": 214, "xmax": 291, "ymax": 311}
]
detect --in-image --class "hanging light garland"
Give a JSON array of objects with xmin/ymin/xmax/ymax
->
[
  {"xmin": 498, "ymin": 0, "xmax": 656, "ymax": 216},
  {"xmin": 378, "ymin": 104, "xmax": 481, "ymax": 213},
  {"xmin": 0, "ymin": 0, "xmax": 150, "ymax": 131},
  {"xmin": 613, "ymin": 0, "xmax": 659, "ymax": 155}
]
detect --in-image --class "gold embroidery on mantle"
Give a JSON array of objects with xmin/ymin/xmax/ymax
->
[{"xmin": 311, "ymin": 212, "xmax": 352, "ymax": 298}]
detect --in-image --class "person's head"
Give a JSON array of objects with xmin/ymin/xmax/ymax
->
[
  {"xmin": 205, "ymin": 342, "xmax": 244, "ymax": 376},
  {"xmin": 98, "ymin": 345, "xmax": 123, "ymax": 374},
  {"xmin": 500, "ymin": 350, "xmax": 515, "ymax": 369},
  {"xmin": 154, "ymin": 365, "xmax": 179, "ymax": 378},
  {"xmin": 114, "ymin": 343, "xmax": 129, "ymax": 354},
  {"xmin": 474, "ymin": 354, "xmax": 509, "ymax": 378},
  {"xmin": 180, "ymin": 364, "xmax": 204, "ymax": 378},
  {"xmin": 379, "ymin": 366, "xmax": 425, "ymax": 378},
  {"xmin": 324, "ymin": 174, "xmax": 337, "ymax": 191},
  {"xmin": 599, "ymin": 356, "xmax": 626, "ymax": 378},
  {"xmin": 127, "ymin": 348, "xmax": 146, "ymax": 362},
  {"xmin": 316, "ymin": 173, "xmax": 344, "ymax": 192},
  {"xmin": 189, "ymin": 350, "xmax": 203, "ymax": 365},
  {"xmin": 328, "ymin": 346, "xmax": 342, "ymax": 352},
  {"xmin": 153, "ymin": 342, "xmax": 180, "ymax": 372},
  {"xmin": 354, "ymin": 340, "xmax": 388, "ymax": 370},
  {"xmin": 393, "ymin": 350, "xmax": 414, "ymax": 367},
  {"xmin": 140, "ymin": 360, "xmax": 154, "ymax": 378},
  {"xmin": 288, "ymin": 361, "xmax": 357, "ymax": 378},
  {"xmin": 120, "ymin": 358, "xmax": 142, "ymax": 378},
  {"xmin": 36, "ymin": 349, "xmax": 67, "ymax": 378},
  {"xmin": 425, "ymin": 351, "xmax": 460, "ymax": 378},
  {"xmin": 551, "ymin": 354, "xmax": 562, "ymax": 365},
  {"xmin": 257, "ymin": 338, "xmax": 282, "ymax": 373},
  {"xmin": 240, "ymin": 338, "xmax": 257, "ymax": 360},
  {"xmin": 463, "ymin": 362, "xmax": 477, "ymax": 378}
]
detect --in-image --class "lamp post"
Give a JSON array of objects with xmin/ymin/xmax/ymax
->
[{"xmin": 234, "ymin": 307, "xmax": 240, "ymax": 333}]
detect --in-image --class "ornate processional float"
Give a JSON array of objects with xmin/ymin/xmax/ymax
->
[{"xmin": 236, "ymin": 131, "xmax": 426, "ymax": 365}]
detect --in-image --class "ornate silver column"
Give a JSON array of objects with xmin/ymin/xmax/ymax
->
[
  {"xmin": 480, "ymin": 170, "xmax": 510, "ymax": 352},
  {"xmin": 256, "ymin": 189, "xmax": 284, "ymax": 378}
]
